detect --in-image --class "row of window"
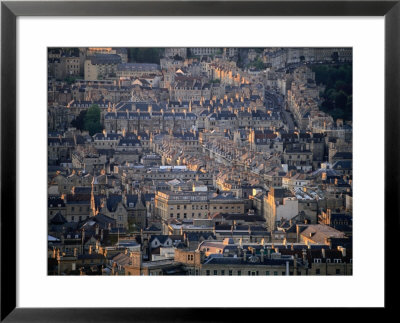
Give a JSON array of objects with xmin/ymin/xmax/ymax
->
[
  {"xmin": 314, "ymin": 258, "xmax": 343, "ymax": 264},
  {"xmin": 171, "ymin": 205, "xmax": 240, "ymax": 211},
  {"xmin": 204, "ymin": 270, "xmax": 297, "ymax": 276},
  {"xmin": 70, "ymin": 215, "xmax": 89, "ymax": 222},
  {"xmin": 170, "ymin": 213, "xmax": 207, "ymax": 219},
  {"xmin": 315, "ymin": 268, "xmax": 342, "ymax": 275},
  {"xmin": 70, "ymin": 206, "xmax": 90, "ymax": 212}
]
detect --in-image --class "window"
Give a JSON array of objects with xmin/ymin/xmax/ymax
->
[
  {"xmin": 214, "ymin": 270, "xmax": 218, "ymax": 275},
  {"xmin": 206, "ymin": 270, "xmax": 210, "ymax": 276},
  {"xmin": 273, "ymin": 271, "xmax": 278, "ymax": 276},
  {"xmin": 266, "ymin": 271, "xmax": 270, "ymax": 275},
  {"xmin": 229, "ymin": 270, "xmax": 232, "ymax": 276},
  {"xmin": 314, "ymin": 258, "xmax": 322, "ymax": 263},
  {"xmin": 316, "ymin": 269, "xmax": 320, "ymax": 275},
  {"xmin": 221, "ymin": 270, "xmax": 225, "ymax": 275},
  {"xmin": 336, "ymin": 269, "xmax": 341, "ymax": 275}
]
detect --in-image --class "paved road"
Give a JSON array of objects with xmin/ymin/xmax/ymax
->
[{"xmin": 281, "ymin": 109, "xmax": 296, "ymax": 131}]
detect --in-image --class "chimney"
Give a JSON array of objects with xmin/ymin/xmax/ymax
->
[
  {"xmin": 74, "ymin": 248, "xmax": 77, "ymax": 257},
  {"xmin": 200, "ymin": 250, "xmax": 205, "ymax": 263},
  {"xmin": 302, "ymin": 249, "xmax": 307, "ymax": 262},
  {"xmin": 296, "ymin": 225, "xmax": 300, "ymax": 243},
  {"xmin": 89, "ymin": 245, "xmax": 92, "ymax": 255},
  {"xmin": 95, "ymin": 224, "xmax": 99, "ymax": 236},
  {"xmin": 243, "ymin": 249, "xmax": 247, "ymax": 262},
  {"xmin": 260, "ymin": 249, "xmax": 265, "ymax": 262},
  {"xmin": 321, "ymin": 248, "xmax": 326, "ymax": 258},
  {"xmin": 341, "ymin": 247, "xmax": 346, "ymax": 257},
  {"xmin": 267, "ymin": 248, "xmax": 271, "ymax": 259}
]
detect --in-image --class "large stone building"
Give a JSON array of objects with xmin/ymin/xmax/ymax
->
[
  {"xmin": 263, "ymin": 188, "xmax": 298, "ymax": 231},
  {"xmin": 84, "ymin": 54, "xmax": 122, "ymax": 81}
]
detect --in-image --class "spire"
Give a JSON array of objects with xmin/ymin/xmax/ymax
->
[
  {"xmin": 135, "ymin": 189, "xmax": 146, "ymax": 210},
  {"xmin": 90, "ymin": 174, "xmax": 98, "ymax": 216}
]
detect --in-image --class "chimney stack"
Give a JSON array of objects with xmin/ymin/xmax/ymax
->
[
  {"xmin": 243, "ymin": 249, "xmax": 247, "ymax": 262},
  {"xmin": 200, "ymin": 250, "xmax": 205, "ymax": 263},
  {"xmin": 321, "ymin": 248, "xmax": 326, "ymax": 258},
  {"xmin": 302, "ymin": 249, "xmax": 307, "ymax": 262},
  {"xmin": 260, "ymin": 249, "xmax": 265, "ymax": 262}
]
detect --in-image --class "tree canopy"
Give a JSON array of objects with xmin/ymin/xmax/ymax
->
[
  {"xmin": 128, "ymin": 48, "xmax": 164, "ymax": 64},
  {"xmin": 71, "ymin": 104, "xmax": 103, "ymax": 135},
  {"xmin": 312, "ymin": 63, "xmax": 352, "ymax": 121},
  {"xmin": 84, "ymin": 104, "xmax": 103, "ymax": 135}
]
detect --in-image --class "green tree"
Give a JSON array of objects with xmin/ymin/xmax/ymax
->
[
  {"xmin": 335, "ymin": 91, "xmax": 348, "ymax": 109},
  {"xmin": 312, "ymin": 63, "xmax": 352, "ymax": 121},
  {"xmin": 84, "ymin": 104, "xmax": 103, "ymax": 136},
  {"xmin": 128, "ymin": 48, "xmax": 164, "ymax": 64},
  {"xmin": 71, "ymin": 110, "xmax": 87, "ymax": 130}
]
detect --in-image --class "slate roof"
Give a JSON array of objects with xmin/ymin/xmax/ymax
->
[
  {"xmin": 106, "ymin": 195, "xmax": 123, "ymax": 212},
  {"xmin": 89, "ymin": 54, "xmax": 122, "ymax": 65}
]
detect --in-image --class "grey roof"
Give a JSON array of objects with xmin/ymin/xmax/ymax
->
[
  {"xmin": 117, "ymin": 63, "xmax": 160, "ymax": 72},
  {"xmin": 89, "ymin": 54, "xmax": 122, "ymax": 65}
]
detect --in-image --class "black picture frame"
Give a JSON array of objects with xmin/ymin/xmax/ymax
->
[{"xmin": 1, "ymin": 0, "xmax": 398, "ymax": 321}]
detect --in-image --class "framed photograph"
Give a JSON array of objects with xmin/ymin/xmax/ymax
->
[{"xmin": 1, "ymin": 0, "xmax": 397, "ymax": 321}]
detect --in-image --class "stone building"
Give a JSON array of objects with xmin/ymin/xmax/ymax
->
[{"xmin": 84, "ymin": 54, "xmax": 122, "ymax": 81}]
